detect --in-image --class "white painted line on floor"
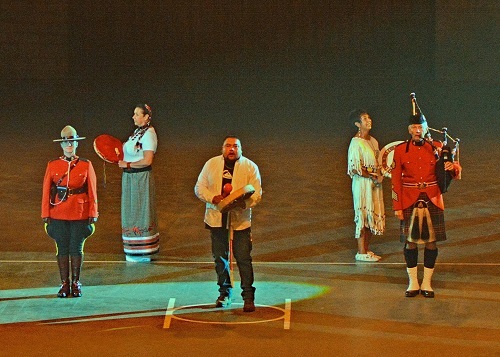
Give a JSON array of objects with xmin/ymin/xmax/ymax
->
[
  {"xmin": 284, "ymin": 299, "xmax": 291, "ymax": 330},
  {"xmin": 1, "ymin": 260, "xmax": 498, "ymax": 266},
  {"xmin": 163, "ymin": 298, "xmax": 176, "ymax": 329}
]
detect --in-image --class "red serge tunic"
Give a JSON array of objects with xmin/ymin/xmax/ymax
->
[
  {"xmin": 391, "ymin": 141, "xmax": 444, "ymax": 211},
  {"xmin": 41, "ymin": 157, "xmax": 98, "ymax": 220}
]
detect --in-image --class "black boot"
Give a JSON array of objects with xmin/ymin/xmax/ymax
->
[
  {"xmin": 57, "ymin": 281, "xmax": 70, "ymax": 298},
  {"xmin": 71, "ymin": 255, "xmax": 83, "ymax": 297},
  {"xmin": 56, "ymin": 255, "xmax": 70, "ymax": 298}
]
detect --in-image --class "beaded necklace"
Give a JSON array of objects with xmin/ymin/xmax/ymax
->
[{"xmin": 130, "ymin": 122, "xmax": 151, "ymax": 141}]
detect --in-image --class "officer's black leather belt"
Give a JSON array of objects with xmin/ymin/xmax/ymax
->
[
  {"xmin": 68, "ymin": 186, "xmax": 88, "ymax": 195},
  {"xmin": 402, "ymin": 181, "xmax": 438, "ymax": 189}
]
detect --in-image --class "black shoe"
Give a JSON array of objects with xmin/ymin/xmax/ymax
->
[
  {"xmin": 215, "ymin": 296, "xmax": 231, "ymax": 308},
  {"xmin": 421, "ymin": 290, "xmax": 434, "ymax": 298},
  {"xmin": 405, "ymin": 290, "xmax": 420, "ymax": 297},
  {"xmin": 57, "ymin": 281, "xmax": 70, "ymax": 298},
  {"xmin": 243, "ymin": 300, "xmax": 255, "ymax": 312},
  {"xmin": 71, "ymin": 280, "xmax": 82, "ymax": 297}
]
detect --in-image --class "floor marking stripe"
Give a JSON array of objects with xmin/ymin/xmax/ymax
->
[
  {"xmin": 41, "ymin": 311, "xmax": 165, "ymax": 325},
  {"xmin": 284, "ymin": 299, "xmax": 291, "ymax": 330},
  {"xmin": 1, "ymin": 260, "xmax": 498, "ymax": 266},
  {"xmin": 163, "ymin": 298, "xmax": 176, "ymax": 329}
]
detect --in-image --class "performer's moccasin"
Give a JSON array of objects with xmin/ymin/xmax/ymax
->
[{"xmin": 355, "ymin": 253, "xmax": 379, "ymax": 262}]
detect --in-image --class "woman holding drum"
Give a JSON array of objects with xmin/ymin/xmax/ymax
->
[{"xmin": 117, "ymin": 104, "xmax": 160, "ymax": 262}]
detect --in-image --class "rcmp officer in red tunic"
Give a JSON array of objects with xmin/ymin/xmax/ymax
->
[
  {"xmin": 41, "ymin": 126, "xmax": 98, "ymax": 297},
  {"xmin": 392, "ymin": 95, "xmax": 461, "ymax": 298}
]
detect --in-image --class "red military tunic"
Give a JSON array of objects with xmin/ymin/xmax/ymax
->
[
  {"xmin": 391, "ymin": 140, "xmax": 444, "ymax": 211},
  {"xmin": 41, "ymin": 157, "xmax": 98, "ymax": 220}
]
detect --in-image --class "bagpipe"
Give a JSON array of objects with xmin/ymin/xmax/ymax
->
[
  {"xmin": 426, "ymin": 126, "xmax": 461, "ymax": 193},
  {"xmin": 411, "ymin": 92, "xmax": 461, "ymax": 193}
]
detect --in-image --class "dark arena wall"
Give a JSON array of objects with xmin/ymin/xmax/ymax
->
[{"xmin": 0, "ymin": 1, "xmax": 497, "ymax": 143}]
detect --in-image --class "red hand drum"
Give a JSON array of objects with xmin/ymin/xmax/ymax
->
[{"xmin": 93, "ymin": 134, "xmax": 124, "ymax": 164}]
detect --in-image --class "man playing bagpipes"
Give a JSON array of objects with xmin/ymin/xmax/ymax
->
[{"xmin": 392, "ymin": 93, "xmax": 462, "ymax": 298}]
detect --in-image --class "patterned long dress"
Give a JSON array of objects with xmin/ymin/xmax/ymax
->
[{"xmin": 121, "ymin": 126, "xmax": 159, "ymax": 262}]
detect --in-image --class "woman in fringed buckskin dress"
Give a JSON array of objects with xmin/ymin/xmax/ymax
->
[{"xmin": 347, "ymin": 109, "xmax": 385, "ymax": 262}]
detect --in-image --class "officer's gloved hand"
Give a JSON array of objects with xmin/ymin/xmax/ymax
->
[{"xmin": 89, "ymin": 217, "xmax": 98, "ymax": 224}]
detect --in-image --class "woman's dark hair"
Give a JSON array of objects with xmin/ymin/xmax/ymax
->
[
  {"xmin": 136, "ymin": 103, "xmax": 152, "ymax": 118},
  {"xmin": 348, "ymin": 109, "xmax": 368, "ymax": 123}
]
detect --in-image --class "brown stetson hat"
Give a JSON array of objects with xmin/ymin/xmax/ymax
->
[{"xmin": 53, "ymin": 125, "xmax": 86, "ymax": 142}]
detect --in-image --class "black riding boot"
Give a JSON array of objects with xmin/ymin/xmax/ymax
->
[
  {"xmin": 70, "ymin": 255, "xmax": 83, "ymax": 297},
  {"xmin": 57, "ymin": 255, "xmax": 70, "ymax": 298}
]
